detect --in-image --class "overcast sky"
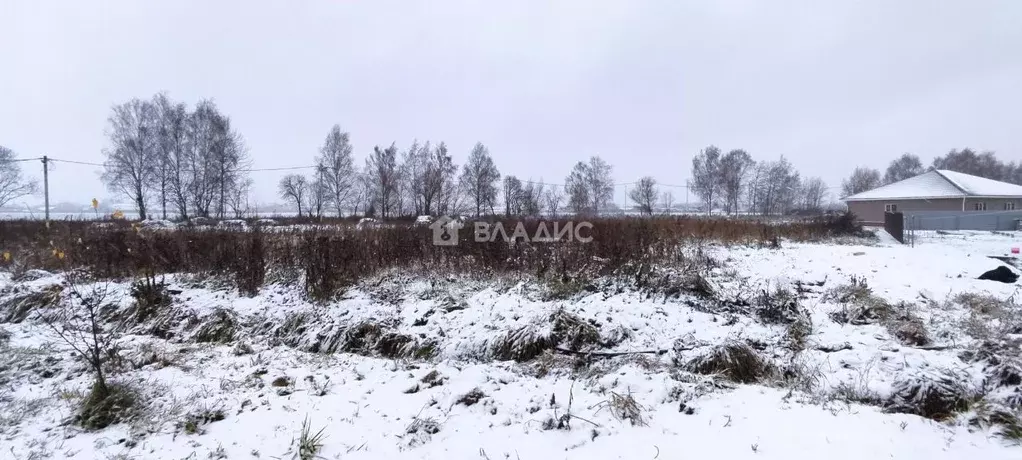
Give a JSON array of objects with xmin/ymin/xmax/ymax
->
[{"xmin": 2, "ymin": 0, "xmax": 1020, "ymax": 207}]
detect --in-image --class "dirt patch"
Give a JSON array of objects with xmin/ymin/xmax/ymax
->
[{"xmin": 978, "ymin": 266, "xmax": 1019, "ymax": 284}]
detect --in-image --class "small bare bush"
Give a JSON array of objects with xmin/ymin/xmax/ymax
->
[
  {"xmin": 593, "ymin": 391, "xmax": 646, "ymax": 426},
  {"xmin": 828, "ymin": 278, "xmax": 892, "ymax": 326},
  {"xmin": 756, "ymin": 285, "xmax": 807, "ymax": 325}
]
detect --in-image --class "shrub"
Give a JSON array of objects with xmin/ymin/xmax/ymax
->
[
  {"xmin": 128, "ymin": 274, "xmax": 171, "ymax": 322},
  {"xmin": 0, "ymin": 214, "xmax": 867, "ymax": 295},
  {"xmin": 756, "ymin": 285, "xmax": 807, "ymax": 325}
]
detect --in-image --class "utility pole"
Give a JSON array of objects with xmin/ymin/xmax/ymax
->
[{"xmin": 42, "ymin": 156, "xmax": 50, "ymax": 228}]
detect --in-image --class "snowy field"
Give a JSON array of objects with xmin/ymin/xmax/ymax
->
[{"xmin": 1, "ymin": 230, "xmax": 1021, "ymax": 459}]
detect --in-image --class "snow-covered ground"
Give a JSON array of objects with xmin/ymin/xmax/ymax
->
[{"xmin": 1, "ymin": 230, "xmax": 1020, "ymax": 459}]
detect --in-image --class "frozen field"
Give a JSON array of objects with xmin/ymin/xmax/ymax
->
[{"xmin": 1, "ymin": 230, "xmax": 1021, "ymax": 459}]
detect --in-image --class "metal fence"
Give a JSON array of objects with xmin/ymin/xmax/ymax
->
[{"xmin": 903, "ymin": 210, "xmax": 1022, "ymax": 232}]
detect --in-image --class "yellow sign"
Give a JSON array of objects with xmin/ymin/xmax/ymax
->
[
  {"xmin": 112, "ymin": 210, "xmax": 125, "ymax": 219},
  {"xmin": 91, "ymin": 198, "xmax": 99, "ymax": 209},
  {"xmin": 2, "ymin": 252, "xmax": 10, "ymax": 262}
]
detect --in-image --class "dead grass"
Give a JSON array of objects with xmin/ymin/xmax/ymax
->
[
  {"xmin": 593, "ymin": 391, "xmax": 647, "ymax": 426},
  {"xmin": 492, "ymin": 310, "xmax": 601, "ymax": 362},
  {"xmin": 0, "ymin": 214, "xmax": 865, "ymax": 303},
  {"xmin": 76, "ymin": 381, "xmax": 140, "ymax": 430},
  {"xmin": 969, "ymin": 400, "xmax": 1022, "ymax": 446},
  {"xmin": 685, "ymin": 342, "xmax": 776, "ymax": 384},
  {"xmin": 884, "ymin": 368, "xmax": 976, "ymax": 421},
  {"xmin": 191, "ymin": 309, "xmax": 238, "ymax": 344}
]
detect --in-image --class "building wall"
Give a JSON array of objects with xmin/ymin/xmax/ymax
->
[
  {"xmin": 847, "ymin": 197, "xmax": 1022, "ymax": 225},
  {"xmin": 963, "ymin": 198, "xmax": 1022, "ymax": 212},
  {"xmin": 847, "ymin": 198, "xmax": 963, "ymax": 224}
]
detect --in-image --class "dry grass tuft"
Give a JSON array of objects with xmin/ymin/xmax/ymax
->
[
  {"xmin": 884, "ymin": 368, "xmax": 975, "ymax": 421},
  {"xmin": 685, "ymin": 342, "xmax": 775, "ymax": 384},
  {"xmin": 593, "ymin": 391, "xmax": 647, "ymax": 426},
  {"xmin": 492, "ymin": 309, "xmax": 601, "ymax": 362}
]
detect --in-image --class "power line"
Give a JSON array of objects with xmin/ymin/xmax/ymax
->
[
  {"xmin": 0, "ymin": 157, "xmax": 44, "ymax": 164},
  {"xmin": 49, "ymin": 158, "xmax": 104, "ymax": 167},
  {"xmin": 46, "ymin": 157, "xmax": 319, "ymax": 173}
]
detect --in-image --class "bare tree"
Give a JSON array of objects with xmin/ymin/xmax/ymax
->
[
  {"xmin": 366, "ymin": 144, "xmax": 401, "ymax": 219},
  {"xmin": 564, "ymin": 156, "xmax": 614, "ymax": 215},
  {"xmin": 884, "ymin": 153, "xmax": 924, "ymax": 184},
  {"xmin": 459, "ymin": 143, "xmax": 501, "ymax": 217},
  {"xmin": 317, "ymin": 125, "xmax": 356, "ymax": 216},
  {"xmin": 800, "ymin": 177, "xmax": 828, "ymax": 212},
  {"xmin": 184, "ymin": 99, "xmax": 250, "ymax": 219},
  {"xmin": 520, "ymin": 180, "xmax": 545, "ymax": 217},
  {"xmin": 0, "ymin": 146, "xmax": 38, "ymax": 209},
  {"xmin": 308, "ymin": 175, "xmax": 329, "ymax": 219},
  {"xmin": 278, "ymin": 174, "xmax": 309, "ymax": 216},
  {"xmin": 503, "ymin": 175, "xmax": 523, "ymax": 216},
  {"xmin": 400, "ymin": 140, "xmax": 426, "ymax": 215},
  {"xmin": 718, "ymin": 149, "xmax": 755, "ymax": 215},
  {"xmin": 691, "ymin": 146, "xmax": 722, "ymax": 214},
  {"xmin": 661, "ymin": 191, "xmax": 675, "ymax": 215},
  {"xmin": 544, "ymin": 186, "xmax": 563, "ymax": 217},
  {"xmin": 153, "ymin": 94, "xmax": 190, "ymax": 219},
  {"xmin": 422, "ymin": 142, "xmax": 457, "ymax": 215},
  {"xmin": 628, "ymin": 176, "xmax": 659, "ymax": 216},
  {"xmin": 101, "ymin": 98, "xmax": 158, "ymax": 219},
  {"xmin": 749, "ymin": 157, "xmax": 801, "ymax": 215},
  {"xmin": 841, "ymin": 167, "xmax": 882, "ymax": 197},
  {"xmin": 931, "ymin": 148, "xmax": 1014, "ymax": 182},
  {"xmin": 38, "ymin": 273, "xmax": 120, "ymax": 403},
  {"xmin": 585, "ymin": 156, "xmax": 614, "ymax": 214},
  {"xmin": 228, "ymin": 177, "xmax": 253, "ymax": 218},
  {"xmin": 564, "ymin": 162, "xmax": 591, "ymax": 214}
]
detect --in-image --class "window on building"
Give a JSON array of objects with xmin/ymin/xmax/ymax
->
[
  {"xmin": 974, "ymin": 202, "xmax": 987, "ymax": 211},
  {"xmin": 884, "ymin": 204, "xmax": 897, "ymax": 212},
  {"xmin": 1006, "ymin": 202, "xmax": 1017, "ymax": 211}
]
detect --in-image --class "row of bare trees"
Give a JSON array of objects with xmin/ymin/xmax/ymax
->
[
  {"xmin": 684, "ymin": 146, "xmax": 828, "ymax": 215},
  {"xmin": 842, "ymin": 149, "xmax": 1022, "ymax": 197},
  {"xmin": 280, "ymin": 126, "xmax": 631, "ymax": 219},
  {"xmin": 101, "ymin": 93, "xmax": 251, "ymax": 220}
]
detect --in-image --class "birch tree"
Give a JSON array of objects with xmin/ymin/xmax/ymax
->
[
  {"xmin": 459, "ymin": 143, "xmax": 501, "ymax": 217},
  {"xmin": 317, "ymin": 125, "xmax": 356, "ymax": 216},
  {"xmin": 101, "ymin": 98, "xmax": 158, "ymax": 220}
]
